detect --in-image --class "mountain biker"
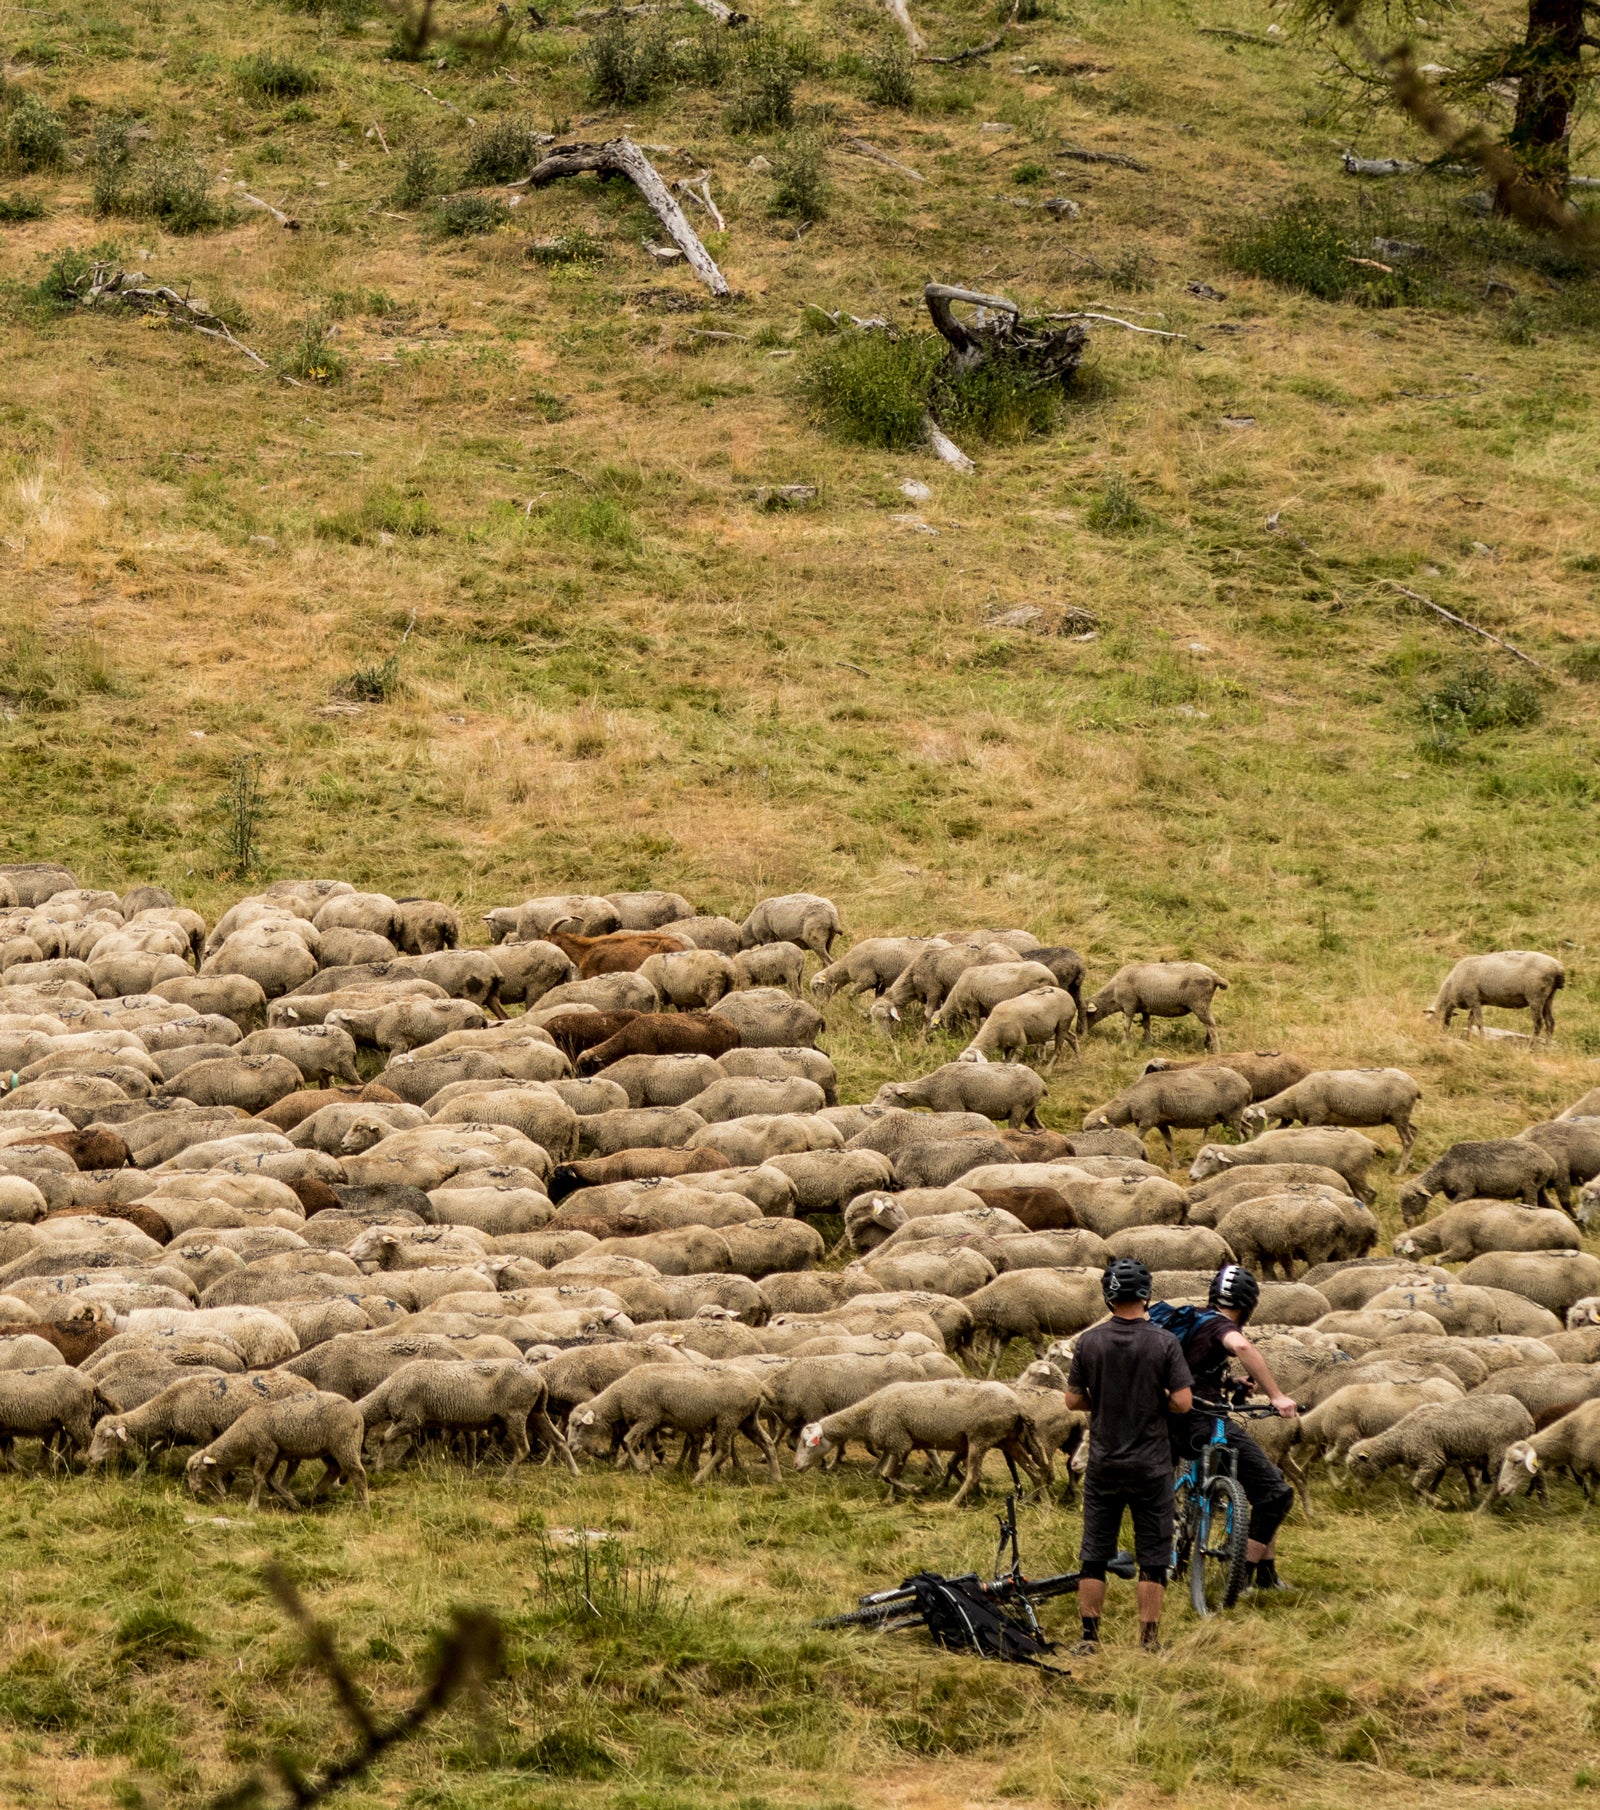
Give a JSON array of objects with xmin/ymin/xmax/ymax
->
[
  {"xmin": 1156, "ymin": 1264, "xmax": 1299, "ymax": 1593},
  {"xmin": 1063, "ymin": 1257, "xmax": 1193, "ymax": 1655}
]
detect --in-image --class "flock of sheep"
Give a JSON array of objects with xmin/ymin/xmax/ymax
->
[{"xmin": 0, "ymin": 861, "xmax": 1595, "ymax": 1520}]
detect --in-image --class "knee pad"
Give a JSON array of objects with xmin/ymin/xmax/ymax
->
[
  {"xmin": 1137, "ymin": 1566, "xmax": 1168, "ymax": 1586},
  {"xmin": 1077, "ymin": 1561, "xmax": 1108, "ymax": 1582}
]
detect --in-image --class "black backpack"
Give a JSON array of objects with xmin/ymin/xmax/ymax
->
[{"xmin": 904, "ymin": 1574, "xmax": 1067, "ymax": 1673}]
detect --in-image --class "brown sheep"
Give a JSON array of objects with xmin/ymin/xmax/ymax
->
[
  {"xmin": 575, "ymin": 1014, "xmax": 742, "ymax": 1073},
  {"xmin": 26, "ymin": 1128, "xmax": 131, "ymax": 1171},
  {"xmin": 548, "ymin": 930, "xmax": 693, "ymax": 978}
]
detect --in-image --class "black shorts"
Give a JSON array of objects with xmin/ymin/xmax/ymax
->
[{"xmin": 1079, "ymin": 1464, "xmax": 1174, "ymax": 1578}]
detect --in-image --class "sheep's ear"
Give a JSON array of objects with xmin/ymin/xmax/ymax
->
[
  {"xmin": 1523, "ymin": 1449, "xmax": 1539, "ymax": 1473},
  {"xmin": 202, "ymin": 1454, "xmax": 216, "ymax": 1466},
  {"xmin": 577, "ymin": 1410, "xmax": 595, "ymax": 1426},
  {"xmin": 800, "ymin": 1422, "xmax": 823, "ymax": 1447},
  {"xmin": 116, "ymin": 1425, "xmax": 128, "ymax": 1442}
]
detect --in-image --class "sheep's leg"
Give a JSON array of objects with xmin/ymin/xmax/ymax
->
[
  {"xmin": 1139, "ymin": 1012, "xmax": 1152, "ymax": 1045},
  {"xmin": 1409, "ymin": 1463, "xmax": 1448, "ymax": 1506},
  {"xmin": 1458, "ymin": 1463, "xmax": 1481, "ymax": 1507},
  {"xmin": 622, "ymin": 1420, "xmax": 658, "ymax": 1474},
  {"xmin": 1157, "ymin": 1122, "xmax": 1175, "ymax": 1162},
  {"xmin": 743, "ymin": 1412, "xmax": 783, "ymax": 1486},
  {"xmin": 1284, "ymin": 1451, "xmax": 1314, "ymax": 1521},
  {"xmin": 881, "ymin": 1446, "xmax": 917, "ymax": 1495},
  {"xmin": 532, "ymin": 1409, "xmax": 580, "ymax": 1477},
  {"xmin": 502, "ymin": 1420, "xmax": 531, "ymax": 1471},
  {"xmin": 1395, "ymin": 1117, "xmax": 1416, "ymax": 1173},
  {"xmin": 950, "ymin": 1439, "xmax": 992, "ymax": 1508},
  {"xmin": 692, "ymin": 1428, "xmax": 731, "ymax": 1486},
  {"xmin": 266, "ymin": 1454, "xmax": 302, "ymax": 1512},
  {"xmin": 1197, "ymin": 1007, "xmax": 1220, "ymax": 1054}
]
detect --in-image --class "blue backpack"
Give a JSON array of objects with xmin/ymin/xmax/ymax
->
[{"xmin": 1147, "ymin": 1301, "xmax": 1223, "ymax": 1349}]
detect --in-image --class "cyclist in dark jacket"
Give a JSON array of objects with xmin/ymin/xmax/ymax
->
[
  {"xmin": 1064, "ymin": 1258, "xmax": 1193, "ymax": 1653},
  {"xmin": 1159, "ymin": 1265, "xmax": 1299, "ymax": 1591}
]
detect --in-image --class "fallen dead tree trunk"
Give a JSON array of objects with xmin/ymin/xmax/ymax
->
[
  {"xmin": 523, "ymin": 136, "xmax": 729, "ymax": 296},
  {"xmin": 63, "ymin": 262, "xmax": 292, "ymax": 382}
]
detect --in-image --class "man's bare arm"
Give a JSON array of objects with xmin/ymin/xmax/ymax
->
[{"xmin": 1222, "ymin": 1328, "xmax": 1298, "ymax": 1417}]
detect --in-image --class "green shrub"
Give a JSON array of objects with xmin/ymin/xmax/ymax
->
[
  {"xmin": 235, "ymin": 52, "xmax": 319, "ymax": 98},
  {"xmin": 864, "ymin": 39, "xmax": 914, "ymax": 108},
  {"xmin": 393, "ymin": 143, "xmax": 441, "ymax": 208},
  {"xmin": 333, "ymin": 655, "xmax": 400, "ymax": 700},
  {"xmin": 1012, "ymin": 160, "xmax": 1045, "ymax": 185},
  {"xmin": 1104, "ymin": 248, "xmax": 1153, "ymax": 291},
  {"xmin": 1085, "ymin": 473, "xmax": 1151, "ymax": 533},
  {"xmin": 30, "ymin": 244, "xmax": 91, "ymax": 308},
  {"xmin": 800, "ymin": 330, "xmax": 942, "ymax": 448},
  {"xmin": 527, "ymin": 227, "xmax": 602, "ymax": 264},
  {"xmin": 462, "ymin": 115, "xmax": 542, "ymax": 183},
  {"xmin": 2, "ymin": 94, "xmax": 66, "ymax": 171},
  {"xmin": 1229, "ymin": 194, "xmax": 1427, "ymax": 305},
  {"xmin": 727, "ymin": 30, "xmax": 797, "ymax": 131},
  {"xmin": 432, "ymin": 191, "xmax": 508, "ymax": 235},
  {"xmin": 768, "ymin": 131, "xmax": 827, "ymax": 221},
  {"xmin": 113, "ymin": 1607, "xmax": 205, "ymax": 1664},
  {"xmin": 0, "ymin": 192, "xmax": 45, "ymax": 221},
  {"xmin": 282, "ymin": 316, "xmax": 345, "ymax": 383},
  {"xmin": 1416, "ymin": 662, "xmax": 1543, "ymax": 740},
  {"xmin": 586, "ymin": 15, "xmax": 678, "ymax": 104},
  {"xmin": 932, "ymin": 357, "xmax": 1059, "ymax": 443},
  {"xmin": 93, "ymin": 128, "xmax": 222, "ymax": 232}
]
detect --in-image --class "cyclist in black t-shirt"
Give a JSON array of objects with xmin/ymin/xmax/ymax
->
[
  {"xmin": 1064, "ymin": 1258, "xmax": 1193, "ymax": 1654},
  {"xmin": 1161, "ymin": 1265, "xmax": 1299, "ymax": 1592}
]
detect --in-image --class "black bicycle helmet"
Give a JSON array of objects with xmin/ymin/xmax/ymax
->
[
  {"xmin": 1102, "ymin": 1257, "xmax": 1153, "ymax": 1306},
  {"xmin": 1209, "ymin": 1263, "xmax": 1261, "ymax": 1322}
]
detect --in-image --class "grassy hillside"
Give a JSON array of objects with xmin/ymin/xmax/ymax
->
[{"xmin": 2, "ymin": 0, "xmax": 1600, "ymax": 1800}]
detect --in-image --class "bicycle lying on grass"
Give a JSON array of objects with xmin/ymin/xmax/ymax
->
[
  {"xmin": 1173, "ymin": 1397, "xmax": 1291, "ymax": 1616},
  {"xmin": 818, "ymin": 1495, "xmax": 1136, "ymax": 1639}
]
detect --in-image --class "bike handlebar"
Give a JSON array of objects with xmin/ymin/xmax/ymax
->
[{"xmin": 1192, "ymin": 1398, "xmax": 1302, "ymax": 1420}]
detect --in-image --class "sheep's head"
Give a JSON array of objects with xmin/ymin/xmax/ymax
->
[
  {"xmin": 1239, "ymin": 1105, "xmax": 1268, "ymax": 1136},
  {"xmin": 1495, "ymin": 1440, "xmax": 1539, "ymax": 1496},
  {"xmin": 568, "ymin": 1406, "xmax": 605, "ymax": 1454},
  {"xmin": 85, "ymin": 1420, "xmax": 130, "ymax": 1467},
  {"xmin": 1397, "ymin": 1183, "xmax": 1430, "ymax": 1227},
  {"xmin": 867, "ymin": 1000, "xmax": 902, "ymax": 1035},
  {"xmin": 1573, "ymin": 1185, "xmax": 1600, "ymax": 1230},
  {"xmin": 1568, "ymin": 1296, "xmax": 1600, "ymax": 1329},
  {"xmin": 1081, "ymin": 1108, "xmax": 1111, "ymax": 1131},
  {"xmin": 1344, "ymin": 1440, "xmax": 1383, "ymax": 1479},
  {"xmin": 794, "ymin": 1421, "xmax": 830, "ymax": 1470},
  {"xmin": 1393, "ymin": 1233, "xmax": 1420, "ymax": 1259},
  {"xmin": 1188, "ymin": 1146, "xmax": 1233, "ymax": 1182},
  {"xmin": 185, "ymin": 1452, "xmax": 220, "ymax": 1495},
  {"xmin": 957, "ymin": 1046, "xmax": 988, "ymax": 1065},
  {"xmin": 874, "ymin": 1083, "xmax": 909, "ymax": 1107}
]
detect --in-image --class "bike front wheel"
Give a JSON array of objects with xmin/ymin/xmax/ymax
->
[{"xmin": 1189, "ymin": 1475, "xmax": 1250, "ymax": 1616}]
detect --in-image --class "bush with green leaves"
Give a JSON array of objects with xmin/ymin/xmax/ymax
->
[
  {"xmin": 93, "ymin": 128, "xmax": 223, "ymax": 232},
  {"xmin": 527, "ymin": 227, "xmax": 603, "ymax": 265},
  {"xmin": 1229, "ymin": 194, "xmax": 1429, "ymax": 305},
  {"xmin": 282, "ymin": 316, "xmax": 345, "ymax": 383},
  {"xmin": 1415, "ymin": 663, "xmax": 1543, "ymax": 759},
  {"xmin": 931, "ymin": 357, "xmax": 1060, "ymax": 443},
  {"xmin": 235, "ymin": 53, "xmax": 319, "ymax": 99},
  {"xmin": 863, "ymin": 39, "xmax": 914, "ymax": 108},
  {"xmin": 586, "ymin": 15, "xmax": 679, "ymax": 105},
  {"xmin": 727, "ymin": 30, "xmax": 798, "ymax": 131},
  {"xmin": 800, "ymin": 329, "xmax": 943, "ymax": 448},
  {"xmin": 1085, "ymin": 473, "xmax": 1151, "ymax": 533},
  {"xmin": 0, "ymin": 192, "xmax": 45, "ymax": 222},
  {"xmin": 768, "ymin": 131, "xmax": 826, "ymax": 221},
  {"xmin": 462, "ymin": 116, "xmax": 543, "ymax": 183},
  {"xmin": 393, "ymin": 144, "xmax": 441, "ymax": 208},
  {"xmin": 2, "ymin": 94, "xmax": 66, "ymax": 172},
  {"xmin": 433, "ymin": 192, "xmax": 508, "ymax": 235}
]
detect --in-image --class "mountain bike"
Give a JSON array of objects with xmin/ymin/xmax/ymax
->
[
  {"xmin": 817, "ymin": 1495, "xmax": 1136, "ymax": 1634},
  {"xmin": 1172, "ymin": 1399, "xmax": 1286, "ymax": 1617}
]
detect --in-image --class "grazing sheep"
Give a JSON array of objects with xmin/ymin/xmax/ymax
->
[
  {"xmin": 869, "ymin": 941, "xmax": 1018, "ymax": 1033},
  {"xmin": 727, "ymin": 943, "xmax": 807, "ymax": 994},
  {"xmin": 1104, "ymin": 1224, "xmax": 1234, "ymax": 1273},
  {"xmin": 1084, "ymin": 1065, "xmax": 1252, "ymax": 1158},
  {"xmin": 1394, "ymin": 1202, "xmax": 1581, "ymax": 1265},
  {"xmin": 1467, "ymin": 1361, "xmax": 1600, "ymax": 1423},
  {"xmin": 1190, "ymin": 1129, "xmax": 1383, "ymax": 1203},
  {"xmin": 236, "ymin": 1025, "xmax": 362, "ymax": 1088},
  {"xmin": 155, "ymin": 1053, "xmax": 304, "ymax": 1115},
  {"xmin": 873, "ymin": 1062, "xmax": 1047, "ymax": 1129},
  {"xmin": 187, "ymin": 1391, "xmax": 369, "ymax": 1509},
  {"xmin": 571, "ymin": 1362, "xmax": 781, "ymax": 1483},
  {"xmin": 760, "ymin": 1353, "xmax": 940, "ymax": 1442},
  {"xmin": 1294, "ymin": 1379, "xmax": 1464, "ymax": 1465},
  {"xmin": 0, "ymin": 1368, "xmax": 96, "ymax": 1467},
  {"xmin": 739, "ymin": 894, "xmax": 844, "ymax": 961},
  {"xmin": 575, "ymin": 1013, "xmax": 742, "ymax": 1072},
  {"xmin": 862, "ymin": 1246, "xmax": 996, "ymax": 1298},
  {"xmin": 357, "ymin": 1358, "xmax": 575, "ymax": 1472},
  {"xmin": 810, "ymin": 938, "xmax": 938, "ymax": 1002},
  {"xmin": 959, "ymin": 988, "xmax": 1081, "ymax": 1069},
  {"xmin": 1426, "ymin": 951, "xmax": 1564, "ymax": 1040},
  {"xmin": 963, "ymin": 1270, "xmax": 1105, "ymax": 1367},
  {"xmin": 636, "ymin": 949, "xmax": 738, "ymax": 1011},
  {"xmin": 1399, "ymin": 1140, "xmax": 1564, "ymax": 1225},
  {"xmin": 794, "ymin": 1379, "xmax": 1047, "ymax": 1507},
  {"xmin": 1215, "ymin": 1195, "xmax": 1378, "ymax": 1280},
  {"xmin": 1141, "ymin": 1051, "xmax": 1311, "ymax": 1104},
  {"xmin": 87, "ymin": 1370, "xmax": 318, "ymax": 1466},
  {"xmin": 1185, "ymin": 1165, "xmax": 1358, "ymax": 1227},
  {"xmin": 1242, "ymin": 1069, "xmax": 1422, "ymax": 1168},
  {"xmin": 929, "ymin": 962, "xmax": 1060, "ymax": 1035},
  {"xmin": 1346, "ymin": 1393, "xmax": 1535, "ymax": 1505},
  {"xmin": 1083, "ymin": 961, "xmax": 1228, "ymax": 1052},
  {"xmin": 282, "ymin": 1330, "xmax": 523, "ymax": 1399},
  {"xmin": 1518, "ymin": 1120, "xmax": 1600, "ymax": 1201},
  {"xmin": 1494, "ymin": 1399, "xmax": 1600, "ymax": 1501},
  {"xmin": 1457, "ymin": 1251, "xmax": 1600, "ymax": 1320}
]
